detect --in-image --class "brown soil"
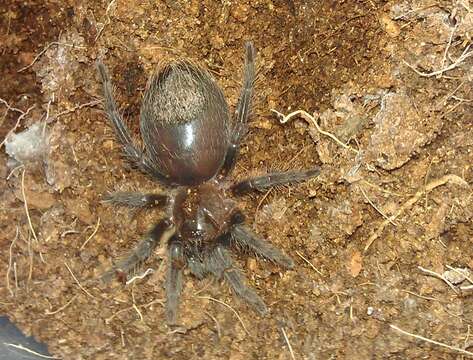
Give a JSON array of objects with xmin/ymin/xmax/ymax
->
[{"xmin": 1, "ymin": 0, "xmax": 473, "ymax": 359}]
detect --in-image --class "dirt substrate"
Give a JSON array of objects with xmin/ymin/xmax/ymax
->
[{"xmin": 1, "ymin": 0, "xmax": 473, "ymax": 359}]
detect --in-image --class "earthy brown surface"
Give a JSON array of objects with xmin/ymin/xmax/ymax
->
[{"xmin": 1, "ymin": 0, "xmax": 473, "ymax": 359}]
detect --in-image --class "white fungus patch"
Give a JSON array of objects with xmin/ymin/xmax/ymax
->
[{"xmin": 5, "ymin": 122, "xmax": 49, "ymax": 164}]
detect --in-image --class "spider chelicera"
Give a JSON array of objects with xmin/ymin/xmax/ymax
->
[{"xmin": 97, "ymin": 42, "xmax": 319, "ymax": 324}]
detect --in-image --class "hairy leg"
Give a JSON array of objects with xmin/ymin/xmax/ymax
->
[
  {"xmin": 207, "ymin": 243, "xmax": 267, "ymax": 315},
  {"xmin": 165, "ymin": 239, "xmax": 184, "ymax": 324},
  {"xmin": 103, "ymin": 191, "xmax": 168, "ymax": 209},
  {"xmin": 101, "ymin": 219, "xmax": 175, "ymax": 282},
  {"xmin": 224, "ymin": 268, "xmax": 267, "ymax": 315},
  {"xmin": 97, "ymin": 62, "xmax": 169, "ymax": 183},
  {"xmin": 231, "ymin": 225, "xmax": 294, "ymax": 268},
  {"xmin": 231, "ymin": 167, "xmax": 320, "ymax": 194},
  {"xmin": 221, "ymin": 42, "xmax": 256, "ymax": 175},
  {"xmin": 185, "ymin": 245, "xmax": 206, "ymax": 279}
]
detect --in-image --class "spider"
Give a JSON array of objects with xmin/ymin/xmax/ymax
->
[{"xmin": 97, "ymin": 42, "xmax": 319, "ymax": 324}]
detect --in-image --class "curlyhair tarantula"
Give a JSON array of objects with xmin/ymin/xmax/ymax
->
[{"xmin": 97, "ymin": 42, "xmax": 319, "ymax": 324}]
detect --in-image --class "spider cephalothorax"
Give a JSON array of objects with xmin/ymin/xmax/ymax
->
[{"xmin": 98, "ymin": 42, "xmax": 319, "ymax": 324}]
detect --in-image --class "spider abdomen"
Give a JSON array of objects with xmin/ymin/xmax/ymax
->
[{"xmin": 140, "ymin": 61, "xmax": 231, "ymax": 186}]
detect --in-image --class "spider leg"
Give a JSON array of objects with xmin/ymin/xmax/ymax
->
[
  {"xmin": 165, "ymin": 238, "xmax": 184, "ymax": 324},
  {"xmin": 224, "ymin": 267, "xmax": 267, "ymax": 315},
  {"xmin": 231, "ymin": 167, "xmax": 320, "ymax": 195},
  {"xmin": 231, "ymin": 225, "xmax": 294, "ymax": 268},
  {"xmin": 101, "ymin": 219, "xmax": 175, "ymax": 282},
  {"xmin": 96, "ymin": 62, "xmax": 169, "ymax": 183},
  {"xmin": 103, "ymin": 191, "xmax": 168, "ymax": 209},
  {"xmin": 186, "ymin": 249, "xmax": 206, "ymax": 280},
  {"xmin": 207, "ymin": 242, "xmax": 267, "ymax": 315},
  {"xmin": 221, "ymin": 42, "xmax": 256, "ymax": 175}
]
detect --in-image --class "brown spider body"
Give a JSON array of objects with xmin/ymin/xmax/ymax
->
[
  {"xmin": 97, "ymin": 43, "xmax": 319, "ymax": 324},
  {"xmin": 172, "ymin": 183, "xmax": 236, "ymax": 246},
  {"xmin": 140, "ymin": 61, "xmax": 231, "ymax": 186}
]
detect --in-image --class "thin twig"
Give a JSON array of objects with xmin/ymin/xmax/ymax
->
[
  {"xmin": 391, "ymin": 324, "xmax": 473, "ymax": 357},
  {"xmin": 3, "ymin": 343, "xmax": 60, "ymax": 359},
  {"xmin": 418, "ymin": 266, "xmax": 459, "ymax": 294},
  {"xmin": 95, "ymin": 0, "xmax": 117, "ymax": 42},
  {"xmin": 361, "ymin": 180, "xmax": 404, "ymax": 197},
  {"xmin": 0, "ymin": 104, "xmax": 36, "ymax": 148},
  {"xmin": 6, "ymin": 165, "xmax": 22, "ymax": 180},
  {"xmin": 0, "ymin": 98, "xmax": 25, "ymax": 114},
  {"xmin": 45, "ymin": 295, "xmax": 78, "ymax": 315},
  {"xmin": 27, "ymin": 232, "xmax": 33, "ymax": 286},
  {"xmin": 403, "ymin": 44, "xmax": 473, "ymax": 78},
  {"xmin": 451, "ymin": 95, "xmax": 473, "ymax": 102},
  {"xmin": 393, "ymin": 5, "xmax": 437, "ymax": 20},
  {"xmin": 401, "ymin": 290, "xmax": 439, "ymax": 302},
  {"xmin": 119, "ymin": 327, "xmax": 126, "ymax": 347},
  {"xmin": 80, "ymin": 217, "xmax": 101, "ymax": 250},
  {"xmin": 198, "ymin": 296, "xmax": 250, "ymax": 336},
  {"xmin": 254, "ymin": 188, "xmax": 272, "ymax": 224},
  {"xmin": 21, "ymin": 167, "xmax": 39, "ymax": 242},
  {"xmin": 105, "ymin": 299, "xmax": 164, "ymax": 324},
  {"xmin": 64, "ymin": 262, "xmax": 95, "ymax": 299},
  {"xmin": 445, "ymin": 265, "xmax": 473, "ymax": 285},
  {"xmin": 18, "ymin": 42, "xmax": 60, "ymax": 72},
  {"xmin": 50, "ymin": 100, "xmax": 101, "ymax": 122},
  {"xmin": 6, "ymin": 227, "xmax": 19, "ymax": 296},
  {"xmin": 45, "ymin": 99, "xmax": 52, "ymax": 123},
  {"xmin": 441, "ymin": 23, "xmax": 458, "ymax": 73},
  {"xmin": 204, "ymin": 311, "xmax": 222, "ymax": 338},
  {"xmin": 17, "ymin": 42, "xmax": 85, "ymax": 73},
  {"xmin": 281, "ymin": 327, "xmax": 296, "ymax": 360},
  {"xmin": 60, "ymin": 230, "xmax": 80, "ymax": 238},
  {"xmin": 423, "ymin": 158, "xmax": 433, "ymax": 209},
  {"xmin": 271, "ymin": 109, "xmax": 359, "ymax": 154},
  {"xmin": 358, "ymin": 185, "xmax": 397, "ymax": 226},
  {"xmin": 364, "ymin": 174, "xmax": 469, "ymax": 252},
  {"xmin": 295, "ymin": 251, "xmax": 323, "ymax": 276},
  {"xmin": 193, "ymin": 279, "xmax": 213, "ymax": 296},
  {"xmin": 437, "ymin": 81, "xmax": 465, "ymax": 108},
  {"xmin": 126, "ymin": 268, "xmax": 154, "ymax": 285},
  {"xmin": 465, "ymin": 325, "xmax": 471, "ymax": 351},
  {"xmin": 131, "ymin": 289, "xmax": 144, "ymax": 322},
  {"xmin": 460, "ymin": 0, "xmax": 472, "ymax": 12},
  {"xmin": 14, "ymin": 262, "xmax": 18, "ymax": 289},
  {"xmin": 132, "ymin": 303, "xmax": 144, "ymax": 322}
]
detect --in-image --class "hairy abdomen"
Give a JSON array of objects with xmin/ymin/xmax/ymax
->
[{"xmin": 140, "ymin": 61, "xmax": 231, "ymax": 186}]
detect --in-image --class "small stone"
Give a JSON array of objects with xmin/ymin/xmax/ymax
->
[
  {"xmin": 443, "ymin": 267, "xmax": 472, "ymax": 285},
  {"xmin": 210, "ymin": 34, "xmax": 225, "ymax": 50},
  {"xmin": 403, "ymin": 297, "xmax": 417, "ymax": 313},
  {"xmin": 65, "ymin": 198, "xmax": 94, "ymax": 224},
  {"xmin": 231, "ymin": 3, "xmax": 249, "ymax": 23},
  {"xmin": 102, "ymin": 139, "xmax": 115, "ymax": 150},
  {"xmin": 379, "ymin": 14, "xmax": 400, "ymax": 38},
  {"xmin": 349, "ymin": 250, "xmax": 363, "ymax": 277},
  {"xmin": 253, "ymin": 118, "xmax": 273, "ymax": 130},
  {"xmin": 247, "ymin": 258, "xmax": 257, "ymax": 272}
]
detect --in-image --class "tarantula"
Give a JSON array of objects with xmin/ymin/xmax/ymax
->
[{"xmin": 97, "ymin": 42, "xmax": 319, "ymax": 324}]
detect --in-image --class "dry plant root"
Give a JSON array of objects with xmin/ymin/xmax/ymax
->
[
  {"xmin": 271, "ymin": 109, "xmax": 359, "ymax": 154},
  {"xmin": 364, "ymin": 174, "xmax": 470, "ymax": 252},
  {"xmin": 391, "ymin": 324, "xmax": 473, "ymax": 357}
]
